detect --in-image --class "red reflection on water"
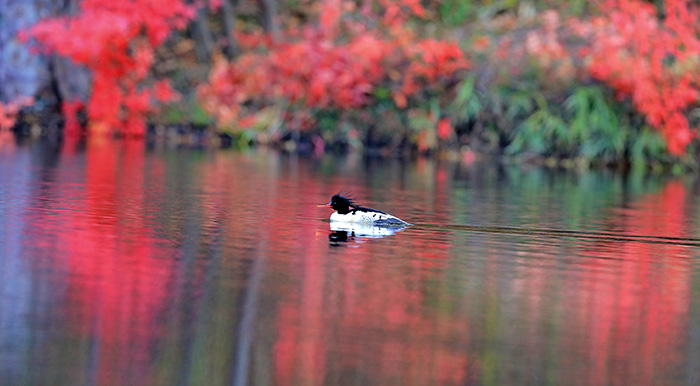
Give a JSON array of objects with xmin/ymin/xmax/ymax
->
[
  {"xmin": 7, "ymin": 143, "xmax": 697, "ymax": 386},
  {"xmin": 0, "ymin": 131, "xmax": 15, "ymax": 153},
  {"xmin": 270, "ymin": 176, "xmax": 695, "ymax": 385},
  {"xmin": 54, "ymin": 139, "xmax": 174, "ymax": 385},
  {"xmin": 271, "ymin": 158, "xmax": 464, "ymax": 385},
  {"xmin": 272, "ymin": 237, "xmax": 472, "ymax": 385},
  {"xmin": 580, "ymin": 181, "xmax": 691, "ymax": 386}
]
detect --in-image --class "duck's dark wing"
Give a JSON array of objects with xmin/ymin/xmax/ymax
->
[
  {"xmin": 350, "ymin": 206, "xmax": 388, "ymax": 215},
  {"xmin": 374, "ymin": 217, "xmax": 410, "ymax": 227},
  {"xmin": 352, "ymin": 206, "xmax": 410, "ymax": 227}
]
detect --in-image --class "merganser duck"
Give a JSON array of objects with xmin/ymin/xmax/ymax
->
[{"xmin": 317, "ymin": 194, "xmax": 410, "ymax": 226}]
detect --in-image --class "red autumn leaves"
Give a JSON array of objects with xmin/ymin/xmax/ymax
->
[
  {"xmin": 19, "ymin": 0, "xmax": 700, "ymax": 156},
  {"xmin": 580, "ymin": 0, "xmax": 700, "ymax": 155},
  {"xmin": 24, "ymin": 0, "xmax": 190, "ymax": 135},
  {"xmin": 198, "ymin": 2, "xmax": 468, "ymax": 131}
]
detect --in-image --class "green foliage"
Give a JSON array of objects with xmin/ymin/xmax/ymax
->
[
  {"xmin": 449, "ymin": 75, "xmax": 483, "ymax": 123},
  {"xmin": 316, "ymin": 109, "xmax": 341, "ymax": 134},
  {"xmin": 446, "ymin": 78, "xmax": 673, "ymax": 166},
  {"xmin": 564, "ymin": 86, "xmax": 625, "ymax": 159},
  {"xmin": 437, "ymin": 0, "xmax": 590, "ymax": 26},
  {"xmin": 191, "ymin": 104, "xmax": 213, "ymax": 127},
  {"xmin": 374, "ymin": 87, "xmax": 392, "ymax": 101},
  {"xmin": 439, "ymin": 0, "xmax": 473, "ymax": 26},
  {"xmin": 630, "ymin": 127, "xmax": 667, "ymax": 167},
  {"xmin": 507, "ymin": 86, "xmax": 628, "ymax": 160},
  {"xmin": 504, "ymin": 85, "xmax": 675, "ymax": 165},
  {"xmin": 162, "ymin": 100, "xmax": 213, "ymax": 127},
  {"xmin": 163, "ymin": 105, "xmax": 186, "ymax": 125}
]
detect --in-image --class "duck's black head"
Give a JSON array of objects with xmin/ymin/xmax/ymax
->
[{"xmin": 317, "ymin": 194, "xmax": 355, "ymax": 214}]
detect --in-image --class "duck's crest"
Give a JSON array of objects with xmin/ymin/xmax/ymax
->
[{"xmin": 334, "ymin": 192, "xmax": 358, "ymax": 208}]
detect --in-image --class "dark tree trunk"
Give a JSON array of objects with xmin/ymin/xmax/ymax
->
[
  {"xmin": 50, "ymin": 55, "xmax": 91, "ymax": 103},
  {"xmin": 259, "ymin": 0, "xmax": 280, "ymax": 42},
  {"xmin": 220, "ymin": 0, "xmax": 238, "ymax": 59},
  {"xmin": 0, "ymin": 0, "xmax": 45, "ymax": 103},
  {"xmin": 189, "ymin": 0, "xmax": 214, "ymax": 62},
  {"xmin": 0, "ymin": 0, "xmax": 89, "ymax": 107},
  {"xmin": 46, "ymin": 0, "xmax": 90, "ymax": 106}
]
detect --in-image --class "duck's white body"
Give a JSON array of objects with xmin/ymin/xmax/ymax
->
[{"xmin": 330, "ymin": 208, "xmax": 409, "ymax": 227}]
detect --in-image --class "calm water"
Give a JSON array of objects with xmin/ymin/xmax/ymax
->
[{"xmin": 2, "ymin": 137, "xmax": 700, "ymax": 386}]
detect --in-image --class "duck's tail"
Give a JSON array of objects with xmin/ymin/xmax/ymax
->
[{"xmin": 374, "ymin": 217, "xmax": 412, "ymax": 227}]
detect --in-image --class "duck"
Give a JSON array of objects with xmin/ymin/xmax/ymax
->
[{"xmin": 317, "ymin": 194, "xmax": 410, "ymax": 226}]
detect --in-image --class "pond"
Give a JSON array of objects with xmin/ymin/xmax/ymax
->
[{"xmin": 1, "ymin": 137, "xmax": 700, "ymax": 386}]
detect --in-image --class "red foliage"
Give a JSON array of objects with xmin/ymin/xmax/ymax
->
[
  {"xmin": 0, "ymin": 104, "xmax": 18, "ymax": 132},
  {"xmin": 199, "ymin": 0, "xmax": 468, "ymax": 130},
  {"xmin": 525, "ymin": 11, "xmax": 568, "ymax": 74},
  {"xmin": 62, "ymin": 100, "xmax": 84, "ymax": 135},
  {"xmin": 579, "ymin": 0, "xmax": 700, "ymax": 155},
  {"xmin": 437, "ymin": 118, "xmax": 453, "ymax": 140},
  {"xmin": 25, "ymin": 0, "xmax": 192, "ymax": 136}
]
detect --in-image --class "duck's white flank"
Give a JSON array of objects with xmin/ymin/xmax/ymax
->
[
  {"xmin": 330, "ymin": 209, "xmax": 409, "ymax": 226},
  {"xmin": 330, "ymin": 222, "xmax": 404, "ymax": 238}
]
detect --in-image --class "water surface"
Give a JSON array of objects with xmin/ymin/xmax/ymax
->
[{"xmin": 1, "ymin": 138, "xmax": 700, "ymax": 386}]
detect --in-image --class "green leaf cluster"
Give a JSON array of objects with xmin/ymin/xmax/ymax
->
[{"xmin": 448, "ymin": 78, "xmax": 671, "ymax": 166}]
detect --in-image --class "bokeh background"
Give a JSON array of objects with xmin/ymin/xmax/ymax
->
[{"xmin": 3, "ymin": 0, "xmax": 700, "ymax": 166}]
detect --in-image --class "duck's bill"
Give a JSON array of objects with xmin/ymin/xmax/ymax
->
[{"xmin": 317, "ymin": 203, "xmax": 332, "ymax": 208}]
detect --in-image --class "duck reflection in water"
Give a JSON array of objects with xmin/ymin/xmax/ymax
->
[{"xmin": 328, "ymin": 222, "xmax": 407, "ymax": 245}]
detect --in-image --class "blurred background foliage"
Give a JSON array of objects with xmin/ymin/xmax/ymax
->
[{"xmin": 2, "ymin": 0, "xmax": 700, "ymax": 168}]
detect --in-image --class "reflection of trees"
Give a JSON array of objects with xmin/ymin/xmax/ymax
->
[
  {"xmin": 1, "ymin": 1, "xmax": 90, "ymax": 106},
  {"xmin": 4, "ymin": 147, "xmax": 700, "ymax": 386},
  {"xmin": 62, "ymin": 140, "xmax": 173, "ymax": 385},
  {"xmin": 581, "ymin": 181, "xmax": 692, "ymax": 386},
  {"xmin": 444, "ymin": 168, "xmax": 696, "ymax": 385}
]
